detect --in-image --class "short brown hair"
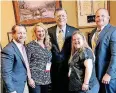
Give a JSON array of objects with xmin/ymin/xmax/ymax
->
[
  {"xmin": 54, "ymin": 8, "xmax": 67, "ymax": 15},
  {"xmin": 11, "ymin": 24, "xmax": 26, "ymax": 34}
]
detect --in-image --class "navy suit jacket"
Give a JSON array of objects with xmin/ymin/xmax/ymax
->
[
  {"xmin": 48, "ymin": 24, "xmax": 78, "ymax": 64},
  {"xmin": 1, "ymin": 42, "xmax": 27, "ymax": 93},
  {"xmin": 48, "ymin": 24, "xmax": 78, "ymax": 77},
  {"xmin": 88, "ymin": 24, "xmax": 116, "ymax": 80}
]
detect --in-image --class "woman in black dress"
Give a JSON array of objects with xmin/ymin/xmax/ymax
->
[{"xmin": 69, "ymin": 31, "xmax": 99, "ymax": 93}]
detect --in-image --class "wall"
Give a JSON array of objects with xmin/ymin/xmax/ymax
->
[
  {"xmin": 1, "ymin": 1, "xmax": 116, "ymax": 47},
  {"xmin": 109, "ymin": 1, "xmax": 116, "ymax": 26},
  {"xmin": 1, "ymin": 1, "xmax": 15, "ymax": 47}
]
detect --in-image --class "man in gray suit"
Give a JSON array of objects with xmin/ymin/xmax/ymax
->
[
  {"xmin": 88, "ymin": 8, "xmax": 116, "ymax": 93},
  {"xmin": 1, "ymin": 25, "xmax": 30, "ymax": 93}
]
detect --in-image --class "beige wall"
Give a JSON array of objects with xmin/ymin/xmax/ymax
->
[
  {"xmin": 110, "ymin": 1, "xmax": 116, "ymax": 26},
  {"xmin": 1, "ymin": 1, "xmax": 116, "ymax": 47},
  {"xmin": 1, "ymin": 1, "xmax": 15, "ymax": 47}
]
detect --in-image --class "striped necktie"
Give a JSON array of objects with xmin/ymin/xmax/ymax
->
[
  {"xmin": 92, "ymin": 29, "xmax": 101, "ymax": 51},
  {"xmin": 57, "ymin": 30, "xmax": 64, "ymax": 51}
]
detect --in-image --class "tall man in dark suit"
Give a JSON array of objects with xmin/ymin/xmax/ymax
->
[
  {"xmin": 88, "ymin": 8, "xmax": 116, "ymax": 93},
  {"xmin": 48, "ymin": 8, "xmax": 78, "ymax": 93},
  {"xmin": 1, "ymin": 25, "xmax": 31, "ymax": 93}
]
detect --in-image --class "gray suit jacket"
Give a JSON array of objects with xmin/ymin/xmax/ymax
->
[
  {"xmin": 88, "ymin": 24, "xmax": 116, "ymax": 80},
  {"xmin": 1, "ymin": 42, "xmax": 27, "ymax": 93}
]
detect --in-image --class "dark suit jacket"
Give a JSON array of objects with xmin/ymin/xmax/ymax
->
[
  {"xmin": 1, "ymin": 42, "xmax": 27, "ymax": 93},
  {"xmin": 88, "ymin": 24, "xmax": 116, "ymax": 80},
  {"xmin": 48, "ymin": 24, "xmax": 78, "ymax": 75}
]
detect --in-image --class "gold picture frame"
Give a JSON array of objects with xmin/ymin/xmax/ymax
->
[{"xmin": 13, "ymin": 1, "xmax": 62, "ymax": 25}]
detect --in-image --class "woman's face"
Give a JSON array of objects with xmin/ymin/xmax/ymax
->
[
  {"xmin": 72, "ymin": 34, "xmax": 84, "ymax": 49},
  {"xmin": 35, "ymin": 26, "xmax": 45, "ymax": 40}
]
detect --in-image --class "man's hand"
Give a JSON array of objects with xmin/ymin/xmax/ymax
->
[{"xmin": 102, "ymin": 73, "xmax": 111, "ymax": 84}]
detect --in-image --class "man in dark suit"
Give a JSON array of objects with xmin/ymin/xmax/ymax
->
[
  {"xmin": 48, "ymin": 8, "xmax": 78, "ymax": 93},
  {"xmin": 1, "ymin": 25, "xmax": 30, "ymax": 93},
  {"xmin": 88, "ymin": 8, "xmax": 116, "ymax": 93}
]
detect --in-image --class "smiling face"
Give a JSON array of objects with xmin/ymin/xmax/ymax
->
[
  {"xmin": 12, "ymin": 26, "xmax": 27, "ymax": 44},
  {"xmin": 95, "ymin": 9, "xmax": 110, "ymax": 28},
  {"xmin": 55, "ymin": 9, "xmax": 67, "ymax": 28},
  {"xmin": 34, "ymin": 26, "xmax": 45, "ymax": 41},
  {"xmin": 72, "ymin": 33, "xmax": 84, "ymax": 49}
]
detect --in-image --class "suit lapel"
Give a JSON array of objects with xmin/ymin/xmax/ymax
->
[
  {"xmin": 96, "ymin": 24, "xmax": 111, "ymax": 46},
  {"xmin": 52, "ymin": 26, "xmax": 60, "ymax": 51},
  {"xmin": 65, "ymin": 24, "xmax": 70, "ymax": 39},
  {"xmin": 53, "ymin": 26, "xmax": 57, "ymax": 45},
  {"xmin": 11, "ymin": 42, "xmax": 25, "ymax": 62}
]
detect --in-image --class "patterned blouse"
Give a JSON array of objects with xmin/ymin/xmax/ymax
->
[{"xmin": 26, "ymin": 40, "xmax": 52, "ymax": 85}]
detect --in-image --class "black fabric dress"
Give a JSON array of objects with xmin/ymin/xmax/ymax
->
[{"xmin": 69, "ymin": 48, "xmax": 98, "ymax": 92}]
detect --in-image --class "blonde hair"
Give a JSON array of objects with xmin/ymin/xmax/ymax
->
[
  {"xmin": 70, "ymin": 31, "xmax": 95, "ymax": 62},
  {"xmin": 33, "ymin": 23, "xmax": 52, "ymax": 50}
]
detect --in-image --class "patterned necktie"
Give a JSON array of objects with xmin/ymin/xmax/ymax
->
[
  {"xmin": 92, "ymin": 30, "xmax": 100, "ymax": 51},
  {"xmin": 57, "ymin": 30, "xmax": 64, "ymax": 51}
]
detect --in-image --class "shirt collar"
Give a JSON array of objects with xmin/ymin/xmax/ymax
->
[
  {"xmin": 97, "ymin": 24, "xmax": 107, "ymax": 32},
  {"xmin": 13, "ymin": 39, "xmax": 23, "ymax": 48},
  {"xmin": 57, "ymin": 25, "xmax": 66, "ymax": 33}
]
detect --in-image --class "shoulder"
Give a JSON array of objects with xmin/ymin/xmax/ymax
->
[
  {"xmin": 110, "ymin": 27, "xmax": 116, "ymax": 40},
  {"xmin": 83, "ymin": 48, "xmax": 93, "ymax": 60},
  {"xmin": 66, "ymin": 24, "xmax": 78, "ymax": 31},
  {"xmin": 2, "ymin": 42, "xmax": 14, "ymax": 52},
  {"xmin": 1, "ymin": 42, "xmax": 15, "ymax": 55},
  {"xmin": 106, "ymin": 24, "xmax": 116, "ymax": 37},
  {"xmin": 26, "ymin": 40, "xmax": 36, "ymax": 48},
  {"xmin": 48, "ymin": 25, "xmax": 57, "ymax": 32},
  {"xmin": 110, "ymin": 25, "xmax": 116, "ymax": 33}
]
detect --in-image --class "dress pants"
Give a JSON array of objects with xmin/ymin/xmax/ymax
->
[
  {"xmin": 51, "ymin": 62, "xmax": 68, "ymax": 93},
  {"xmin": 105, "ymin": 78, "xmax": 116, "ymax": 93},
  {"xmin": 29, "ymin": 84, "xmax": 49, "ymax": 93}
]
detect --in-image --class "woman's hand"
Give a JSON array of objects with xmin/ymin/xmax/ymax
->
[
  {"xmin": 82, "ymin": 83, "xmax": 89, "ymax": 91},
  {"xmin": 28, "ymin": 78, "xmax": 35, "ymax": 88}
]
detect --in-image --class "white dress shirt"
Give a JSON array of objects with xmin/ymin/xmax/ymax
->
[{"xmin": 56, "ymin": 25, "xmax": 66, "ymax": 41}]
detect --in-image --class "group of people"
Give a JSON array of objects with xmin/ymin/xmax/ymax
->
[{"xmin": 1, "ymin": 8, "xmax": 116, "ymax": 93}]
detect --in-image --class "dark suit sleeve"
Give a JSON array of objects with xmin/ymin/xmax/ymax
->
[
  {"xmin": 1, "ymin": 48, "xmax": 15, "ymax": 92},
  {"xmin": 106, "ymin": 30, "xmax": 116, "ymax": 78}
]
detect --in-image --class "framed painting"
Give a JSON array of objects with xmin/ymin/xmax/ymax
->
[
  {"xmin": 13, "ymin": 1, "xmax": 62, "ymax": 25},
  {"xmin": 76, "ymin": 0, "xmax": 110, "ymax": 28}
]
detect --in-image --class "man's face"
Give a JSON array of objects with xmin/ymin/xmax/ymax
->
[
  {"xmin": 13, "ymin": 26, "xmax": 27, "ymax": 44},
  {"xmin": 55, "ymin": 10, "xmax": 67, "ymax": 28},
  {"xmin": 95, "ymin": 9, "xmax": 110, "ymax": 27}
]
